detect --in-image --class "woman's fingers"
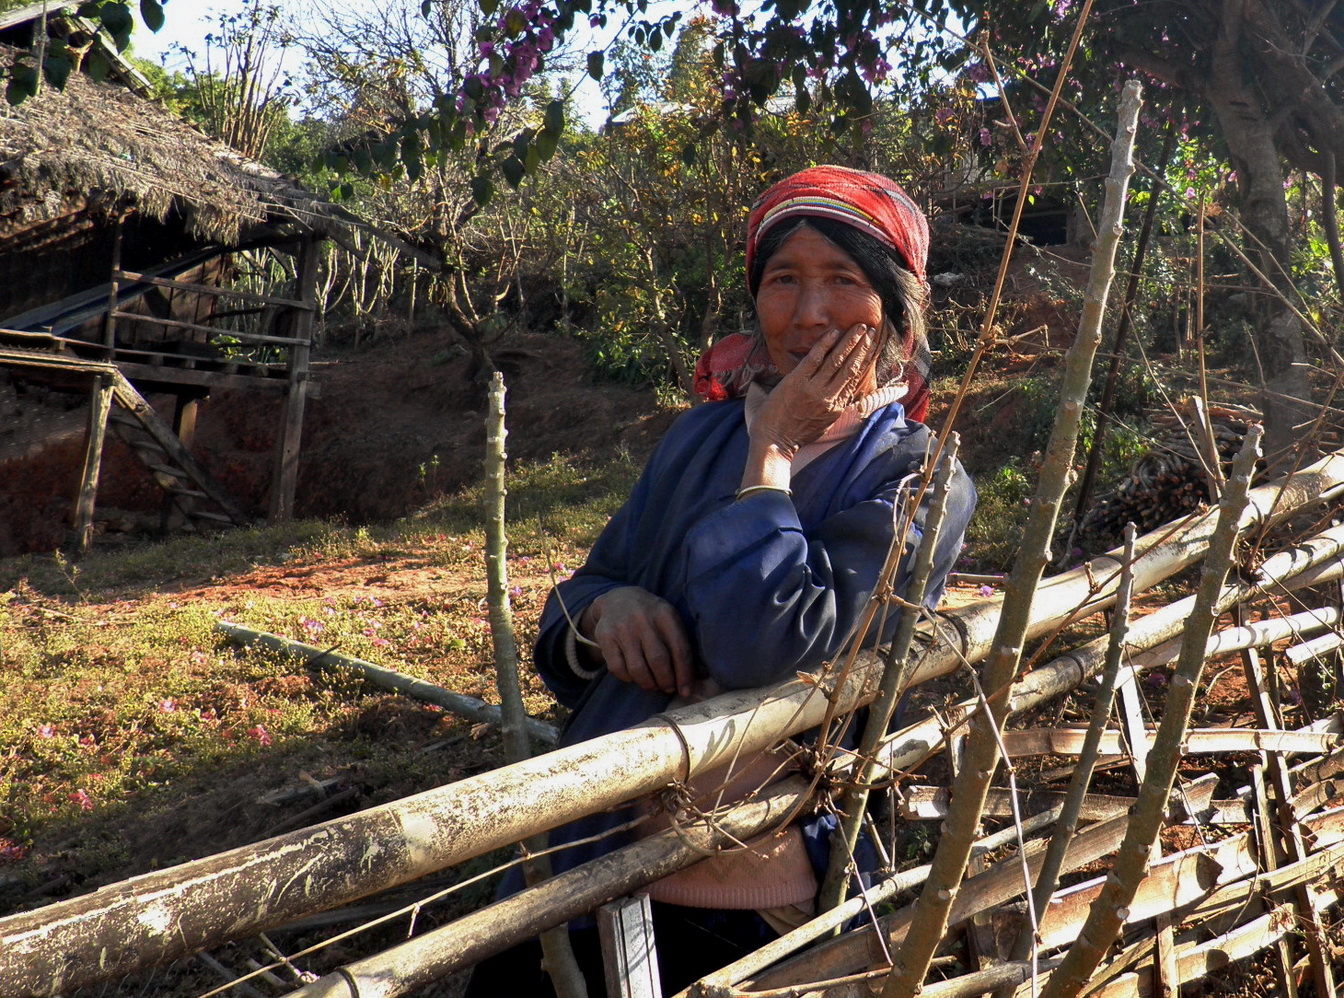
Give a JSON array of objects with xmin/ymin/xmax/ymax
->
[{"xmin": 592, "ymin": 587, "xmax": 694, "ymax": 695}]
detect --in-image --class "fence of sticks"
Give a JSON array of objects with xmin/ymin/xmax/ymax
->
[{"xmin": 6, "ymin": 81, "xmax": 1344, "ymax": 998}]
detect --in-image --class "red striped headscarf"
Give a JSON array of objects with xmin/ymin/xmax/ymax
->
[{"xmin": 694, "ymin": 166, "xmax": 933, "ymax": 422}]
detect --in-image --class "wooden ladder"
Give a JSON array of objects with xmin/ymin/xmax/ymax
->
[{"xmin": 104, "ymin": 371, "xmax": 250, "ymax": 532}]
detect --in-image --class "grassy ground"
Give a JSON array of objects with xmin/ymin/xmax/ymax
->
[{"xmin": 0, "ymin": 447, "xmax": 644, "ymax": 994}]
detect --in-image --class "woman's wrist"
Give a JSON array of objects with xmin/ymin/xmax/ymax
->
[{"xmin": 739, "ymin": 440, "xmax": 795, "ymax": 494}]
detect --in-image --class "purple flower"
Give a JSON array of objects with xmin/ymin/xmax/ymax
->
[
  {"xmin": 979, "ymin": 127, "xmax": 992, "ymax": 146},
  {"xmin": 977, "ymin": 584, "xmax": 995, "ymax": 598}
]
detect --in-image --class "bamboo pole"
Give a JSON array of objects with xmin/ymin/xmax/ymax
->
[
  {"xmin": 1070, "ymin": 123, "xmax": 1177, "ymax": 538},
  {"xmin": 6, "ymin": 446, "xmax": 1344, "ymax": 996},
  {"xmin": 882, "ymin": 82, "xmax": 1144, "ymax": 998},
  {"xmin": 996, "ymin": 526, "xmax": 1137, "ymax": 997},
  {"xmin": 745, "ymin": 815, "xmax": 1133, "ymax": 992},
  {"xmin": 484, "ymin": 371, "xmax": 587, "ymax": 998},
  {"xmin": 1037, "ymin": 425, "xmax": 1263, "ymax": 998},
  {"xmin": 288, "ymin": 778, "xmax": 812, "ymax": 998},
  {"xmin": 818, "ymin": 439, "xmax": 960, "ymax": 916},
  {"xmin": 215, "ymin": 621, "xmax": 558, "ymax": 746}
]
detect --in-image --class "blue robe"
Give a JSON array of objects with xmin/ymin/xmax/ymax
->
[{"xmin": 532, "ymin": 396, "xmax": 976, "ymax": 886}]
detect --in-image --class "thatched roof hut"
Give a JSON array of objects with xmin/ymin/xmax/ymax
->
[
  {"xmin": 0, "ymin": 49, "xmax": 371, "ymax": 252},
  {"xmin": 0, "ymin": 5, "xmax": 426, "ymax": 548}
]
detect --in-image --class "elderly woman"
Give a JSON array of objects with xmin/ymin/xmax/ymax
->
[{"xmin": 470, "ymin": 166, "xmax": 976, "ymax": 995}]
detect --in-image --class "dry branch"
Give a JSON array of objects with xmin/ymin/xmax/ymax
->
[{"xmin": 215, "ymin": 620, "xmax": 557, "ymax": 745}]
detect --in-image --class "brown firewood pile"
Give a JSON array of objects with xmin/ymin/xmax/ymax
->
[{"xmin": 1079, "ymin": 399, "xmax": 1261, "ymax": 550}]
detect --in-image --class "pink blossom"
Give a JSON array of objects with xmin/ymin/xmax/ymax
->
[
  {"xmin": 978, "ymin": 585, "xmax": 995, "ymax": 598},
  {"xmin": 35, "ymin": 724, "xmax": 56, "ymax": 739},
  {"xmin": 979, "ymin": 127, "xmax": 992, "ymax": 147},
  {"xmin": 68, "ymin": 790, "xmax": 94, "ymax": 812},
  {"xmin": 934, "ymin": 108, "xmax": 955, "ymax": 126},
  {"xmin": 0, "ymin": 838, "xmax": 28, "ymax": 862},
  {"xmin": 509, "ymin": 586, "xmax": 523, "ymax": 599},
  {"xmin": 159, "ymin": 699, "xmax": 177, "ymax": 713},
  {"xmin": 300, "ymin": 617, "xmax": 324, "ymax": 636},
  {"xmin": 247, "ymin": 725, "xmax": 273, "ymax": 747}
]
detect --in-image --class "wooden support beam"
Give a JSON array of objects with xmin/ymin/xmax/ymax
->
[
  {"xmin": 162, "ymin": 394, "xmax": 200, "ymax": 533},
  {"xmin": 110, "ymin": 310, "xmax": 309, "ymax": 347},
  {"xmin": 113, "ymin": 270, "xmax": 312, "ymax": 310},
  {"xmin": 269, "ymin": 236, "xmax": 319, "ymax": 521},
  {"xmin": 70, "ymin": 374, "xmax": 113, "ymax": 554},
  {"xmin": 599, "ymin": 896, "xmax": 661, "ymax": 998}
]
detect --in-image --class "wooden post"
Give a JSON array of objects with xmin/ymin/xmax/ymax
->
[
  {"xmin": 598, "ymin": 897, "xmax": 661, "ymax": 998},
  {"xmin": 103, "ymin": 217, "xmax": 124, "ymax": 357},
  {"xmin": 161, "ymin": 392, "xmax": 200, "ymax": 533},
  {"xmin": 269, "ymin": 236, "xmax": 319, "ymax": 521},
  {"xmin": 72, "ymin": 375, "xmax": 114, "ymax": 554}
]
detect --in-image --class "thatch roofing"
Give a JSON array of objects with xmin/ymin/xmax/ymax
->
[{"xmin": 0, "ymin": 44, "xmax": 393, "ymax": 250}]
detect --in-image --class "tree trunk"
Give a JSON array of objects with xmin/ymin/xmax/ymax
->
[{"xmin": 1207, "ymin": 0, "xmax": 1312, "ymax": 468}]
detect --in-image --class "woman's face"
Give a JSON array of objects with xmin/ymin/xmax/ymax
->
[{"xmin": 755, "ymin": 225, "xmax": 884, "ymax": 387}]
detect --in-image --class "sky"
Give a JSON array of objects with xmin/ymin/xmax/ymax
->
[{"xmin": 129, "ymin": 0, "xmax": 665, "ymax": 127}]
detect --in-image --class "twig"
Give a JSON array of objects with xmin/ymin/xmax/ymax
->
[{"xmin": 818, "ymin": 438, "xmax": 961, "ymax": 916}]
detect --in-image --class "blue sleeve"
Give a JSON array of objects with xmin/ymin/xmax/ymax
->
[{"xmin": 678, "ymin": 462, "xmax": 975, "ymax": 690}]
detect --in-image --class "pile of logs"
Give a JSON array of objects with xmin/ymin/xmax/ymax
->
[{"xmin": 1079, "ymin": 399, "xmax": 1260, "ymax": 550}]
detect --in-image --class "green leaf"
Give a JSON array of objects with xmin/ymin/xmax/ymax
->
[
  {"xmin": 76, "ymin": 2, "xmax": 101, "ymax": 16},
  {"xmin": 503, "ymin": 8, "xmax": 527, "ymax": 36},
  {"xmin": 421, "ymin": 0, "xmax": 433, "ymax": 16},
  {"xmin": 5, "ymin": 64, "xmax": 37, "ymax": 106},
  {"xmin": 43, "ymin": 54, "xmax": 73, "ymax": 90},
  {"xmin": 99, "ymin": 3, "xmax": 134, "ymax": 44},
  {"xmin": 471, "ymin": 174, "xmax": 495, "ymax": 206},
  {"xmin": 139, "ymin": 0, "xmax": 164, "ymax": 32},
  {"xmin": 500, "ymin": 155, "xmax": 525, "ymax": 189},
  {"xmin": 586, "ymin": 51, "xmax": 604, "ymax": 82},
  {"xmin": 524, "ymin": 140, "xmax": 540, "ymax": 174},
  {"xmin": 480, "ymin": 0, "xmax": 499, "ymax": 15},
  {"xmin": 543, "ymin": 98, "xmax": 564, "ymax": 137},
  {"xmin": 86, "ymin": 48, "xmax": 111, "ymax": 82},
  {"xmin": 535, "ymin": 128, "xmax": 558, "ymax": 162}
]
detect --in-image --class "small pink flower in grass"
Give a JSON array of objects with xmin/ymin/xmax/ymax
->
[
  {"xmin": 509, "ymin": 585, "xmax": 523, "ymax": 599},
  {"xmin": 199, "ymin": 707, "xmax": 218, "ymax": 723},
  {"xmin": 68, "ymin": 790, "xmax": 94, "ymax": 812},
  {"xmin": 247, "ymin": 725, "xmax": 272, "ymax": 747},
  {"xmin": 372, "ymin": 637, "xmax": 389, "ymax": 647},
  {"xmin": 0, "ymin": 838, "xmax": 28, "ymax": 862},
  {"xmin": 300, "ymin": 617, "xmax": 324, "ymax": 636},
  {"xmin": 189, "ymin": 650, "xmax": 208, "ymax": 666},
  {"xmin": 36, "ymin": 724, "xmax": 56, "ymax": 739},
  {"xmin": 78, "ymin": 733, "xmax": 96, "ymax": 748},
  {"xmin": 977, "ymin": 585, "xmax": 995, "ymax": 598},
  {"xmin": 159, "ymin": 699, "xmax": 177, "ymax": 713}
]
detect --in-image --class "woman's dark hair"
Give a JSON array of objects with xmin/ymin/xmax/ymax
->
[{"xmin": 746, "ymin": 215, "xmax": 927, "ymax": 386}]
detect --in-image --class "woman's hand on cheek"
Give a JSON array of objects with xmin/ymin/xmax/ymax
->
[
  {"xmin": 582, "ymin": 587, "xmax": 694, "ymax": 698},
  {"xmin": 752, "ymin": 323, "xmax": 880, "ymax": 453}
]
